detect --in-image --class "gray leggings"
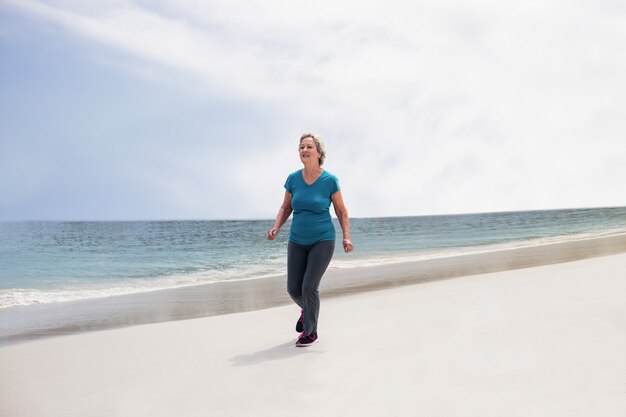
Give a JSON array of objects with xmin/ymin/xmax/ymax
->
[{"xmin": 287, "ymin": 240, "xmax": 335, "ymax": 336}]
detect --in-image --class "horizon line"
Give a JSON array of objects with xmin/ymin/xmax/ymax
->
[{"xmin": 1, "ymin": 204, "xmax": 624, "ymax": 223}]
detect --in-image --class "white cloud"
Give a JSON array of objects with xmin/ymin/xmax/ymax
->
[{"xmin": 3, "ymin": 0, "xmax": 626, "ymax": 218}]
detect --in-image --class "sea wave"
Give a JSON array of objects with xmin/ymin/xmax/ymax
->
[
  {"xmin": 0, "ymin": 267, "xmax": 285, "ymax": 309},
  {"xmin": 2, "ymin": 227, "xmax": 625, "ymax": 309}
]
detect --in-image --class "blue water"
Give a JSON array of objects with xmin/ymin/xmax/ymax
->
[{"xmin": 1, "ymin": 207, "xmax": 625, "ymax": 308}]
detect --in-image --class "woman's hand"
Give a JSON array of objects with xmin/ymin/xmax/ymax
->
[
  {"xmin": 267, "ymin": 226, "xmax": 280, "ymax": 240},
  {"xmin": 332, "ymin": 191, "xmax": 352, "ymax": 254},
  {"xmin": 268, "ymin": 191, "xmax": 292, "ymax": 241}
]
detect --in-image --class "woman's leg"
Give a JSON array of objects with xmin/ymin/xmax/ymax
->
[
  {"xmin": 287, "ymin": 241, "xmax": 308, "ymax": 308},
  {"xmin": 301, "ymin": 240, "xmax": 335, "ymax": 335}
]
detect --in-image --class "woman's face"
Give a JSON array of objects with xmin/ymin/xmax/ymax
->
[{"xmin": 299, "ymin": 138, "xmax": 320, "ymax": 165}]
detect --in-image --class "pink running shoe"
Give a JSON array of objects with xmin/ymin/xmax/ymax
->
[{"xmin": 296, "ymin": 331, "xmax": 318, "ymax": 347}]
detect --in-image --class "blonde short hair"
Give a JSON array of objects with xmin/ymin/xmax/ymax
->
[{"xmin": 299, "ymin": 133, "xmax": 326, "ymax": 166}]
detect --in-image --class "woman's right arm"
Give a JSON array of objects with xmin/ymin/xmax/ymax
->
[{"xmin": 267, "ymin": 191, "xmax": 293, "ymax": 240}]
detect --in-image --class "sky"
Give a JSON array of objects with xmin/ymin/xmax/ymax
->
[{"xmin": 1, "ymin": 0, "xmax": 625, "ymax": 221}]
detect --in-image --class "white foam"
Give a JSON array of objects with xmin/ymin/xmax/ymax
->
[{"xmin": 0, "ymin": 266, "xmax": 285, "ymax": 309}]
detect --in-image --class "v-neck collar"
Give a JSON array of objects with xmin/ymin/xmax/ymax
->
[{"xmin": 301, "ymin": 169, "xmax": 324, "ymax": 186}]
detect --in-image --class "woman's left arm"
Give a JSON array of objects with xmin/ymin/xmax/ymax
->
[{"xmin": 331, "ymin": 190, "xmax": 353, "ymax": 253}]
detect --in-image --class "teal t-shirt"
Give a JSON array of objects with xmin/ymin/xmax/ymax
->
[{"xmin": 284, "ymin": 169, "xmax": 340, "ymax": 245}]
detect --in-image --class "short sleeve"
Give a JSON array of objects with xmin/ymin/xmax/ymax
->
[
  {"xmin": 329, "ymin": 174, "xmax": 340, "ymax": 196},
  {"xmin": 284, "ymin": 174, "xmax": 292, "ymax": 193}
]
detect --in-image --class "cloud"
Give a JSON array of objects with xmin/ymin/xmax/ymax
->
[{"xmin": 2, "ymin": 0, "xmax": 626, "ymax": 219}]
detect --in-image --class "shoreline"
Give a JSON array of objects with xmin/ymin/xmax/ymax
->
[
  {"xmin": 2, "ymin": 232, "xmax": 626, "ymax": 346},
  {"xmin": 6, "ymin": 228, "xmax": 625, "ymax": 311}
]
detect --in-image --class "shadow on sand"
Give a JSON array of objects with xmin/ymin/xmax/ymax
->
[{"xmin": 230, "ymin": 340, "xmax": 323, "ymax": 366}]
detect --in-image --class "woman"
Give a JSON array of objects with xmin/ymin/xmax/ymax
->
[{"xmin": 268, "ymin": 133, "xmax": 353, "ymax": 347}]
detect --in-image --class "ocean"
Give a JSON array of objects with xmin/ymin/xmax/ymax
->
[{"xmin": 1, "ymin": 207, "xmax": 625, "ymax": 310}]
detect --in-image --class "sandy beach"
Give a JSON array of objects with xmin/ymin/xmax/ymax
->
[{"xmin": 1, "ymin": 248, "xmax": 626, "ymax": 416}]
